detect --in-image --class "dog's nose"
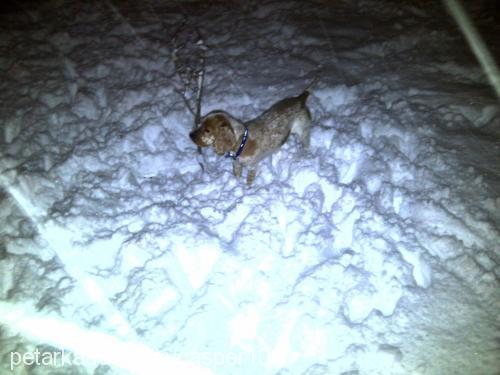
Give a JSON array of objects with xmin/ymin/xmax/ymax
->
[{"xmin": 189, "ymin": 131, "xmax": 196, "ymax": 141}]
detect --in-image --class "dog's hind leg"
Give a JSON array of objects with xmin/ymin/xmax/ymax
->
[{"xmin": 292, "ymin": 110, "xmax": 312, "ymax": 149}]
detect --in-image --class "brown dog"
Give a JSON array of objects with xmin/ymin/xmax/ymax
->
[{"xmin": 190, "ymin": 91, "xmax": 312, "ymax": 185}]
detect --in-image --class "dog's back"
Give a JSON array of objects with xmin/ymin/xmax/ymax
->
[{"xmin": 243, "ymin": 91, "xmax": 311, "ymax": 162}]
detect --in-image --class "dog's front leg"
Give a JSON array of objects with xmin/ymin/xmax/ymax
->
[
  {"xmin": 233, "ymin": 160, "xmax": 242, "ymax": 179},
  {"xmin": 246, "ymin": 169, "xmax": 256, "ymax": 186}
]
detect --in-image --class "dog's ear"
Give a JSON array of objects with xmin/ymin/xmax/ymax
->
[{"xmin": 214, "ymin": 114, "xmax": 236, "ymax": 155}]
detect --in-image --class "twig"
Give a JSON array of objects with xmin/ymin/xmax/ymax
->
[
  {"xmin": 194, "ymin": 42, "xmax": 206, "ymax": 156},
  {"xmin": 194, "ymin": 50, "xmax": 205, "ymax": 129},
  {"xmin": 171, "ymin": 24, "xmax": 207, "ymax": 165}
]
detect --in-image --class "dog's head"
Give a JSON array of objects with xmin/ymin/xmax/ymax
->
[{"xmin": 189, "ymin": 111, "xmax": 237, "ymax": 155}]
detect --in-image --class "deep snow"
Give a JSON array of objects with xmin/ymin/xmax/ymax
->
[{"xmin": 0, "ymin": 0, "xmax": 499, "ymax": 374}]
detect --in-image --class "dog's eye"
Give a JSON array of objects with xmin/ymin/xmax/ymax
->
[{"xmin": 205, "ymin": 128, "xmax": 210, "ymax": 133}]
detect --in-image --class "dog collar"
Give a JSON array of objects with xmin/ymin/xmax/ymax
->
[{"xmin": 225, "ymin": 126, "xmax": 249, "ymax": 160}]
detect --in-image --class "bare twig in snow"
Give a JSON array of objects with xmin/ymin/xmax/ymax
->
[{"xmin": 171, "ymin": 24, "xmax": 207, "ymax": 164}]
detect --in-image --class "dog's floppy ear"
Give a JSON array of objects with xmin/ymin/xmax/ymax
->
[{"xmin": 213, "ymin": 114, "xmax": 236, "ymax": 155}]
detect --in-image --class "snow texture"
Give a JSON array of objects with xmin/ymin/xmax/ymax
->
[{"xmin": 0, "ymin": 0, "xmax": 499, "ymax": 374}]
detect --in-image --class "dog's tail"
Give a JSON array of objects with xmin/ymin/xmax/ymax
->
[
  {"xmin": 297, "ymin": 90, "xmax": 310, "ymax": 106},
  {"xmin": 297, "ymin": 77, "xmax": 318, "ymax": 105}
]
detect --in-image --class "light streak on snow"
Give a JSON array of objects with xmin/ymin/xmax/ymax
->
[
  {"xmin": 143, "ymin": 287, "xmax": 178, "ymax": 315},
  {"xmin": 174, "ymin": 242, "xmax": 220, "ymax": 289},
  {"xmin": 0, "ymin": 173, "xmax": 133, "ymax": 337},
  {"xmin": 443, "ymin": 0, "xmax": 500, "ymax": 100},
  {"xmin": 0, "ymin": 301, "xmax": 213, "ymax": 375},
  {"xmin": 268, "ymin": 309, "xmax": 300, "ymax": 367},
  {"xmin": 105, "ymin": 0, "xmax": 145, "ymax": 48},
  {"xmin": 0, "ymin": 173, "xmax": 213, "ymax": 375}
]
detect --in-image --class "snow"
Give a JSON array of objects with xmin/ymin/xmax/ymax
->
[{"xmin": 0, "ymin": 0, "xmax": 499, "ymax": 374}]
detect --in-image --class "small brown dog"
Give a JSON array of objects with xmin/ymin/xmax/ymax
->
[{"xmin": 190, "ymin": 90, "xmax": 312, "ymax": 185}]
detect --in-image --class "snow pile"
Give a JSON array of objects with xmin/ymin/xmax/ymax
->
[{"xmin": 0, "ymin": 1, "xmax": 498, "ymax": 374}]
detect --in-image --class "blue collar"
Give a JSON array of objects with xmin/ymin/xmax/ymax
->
[{"xmin": 225, "ymin": 126, "xmax": 249, "ymax": 160}]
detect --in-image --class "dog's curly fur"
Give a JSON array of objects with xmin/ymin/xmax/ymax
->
[{"xmin": 190, "ymin": 91, "xmax": 312, "ymax": 185}]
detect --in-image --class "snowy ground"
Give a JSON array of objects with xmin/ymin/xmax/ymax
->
[{"xmin": 0, "ymin": 0, "xmax": 499, "ymax": 374}]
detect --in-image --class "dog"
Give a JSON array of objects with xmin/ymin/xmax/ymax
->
[{"xmin": 189, "ymin": 90, "xmax": 312, "ymax": 185}]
